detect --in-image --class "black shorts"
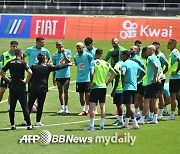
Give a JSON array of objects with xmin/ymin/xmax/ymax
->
[
  {"xmin": 169, "ymin": 79, "xmax": 180, "ymax": 93},
  {"xmin": 76, "ymin": 82, "xmax": 91, "ymax": 93},
  {"xmin": 56, "ymin": 78, "xmax": 70, "ymax": 85},
  {"xmin": 157, "ymin": 79, "xmax": 166, "ymax": 93},
  {"xmin": 123, "ymin": 90, "xmax": 136, "ymax": 104},
  {"xmin": 144, "ymin": 83, "xmax": 159, "ymax": 99},
  {"xmin": 139, "ymin": 84, "xmax": 146, "ymax": 96},
  {"xmin": 113, "ymin": 93, "xmax": 123, "ymax": 106},
  {"xmin": 0, "ymin": 77, "xmax": 10, "ymax": 88},
  {"xmin": 136, "ymin": 82, "xmax": 143, "ymax": 94},
  {"xmin": 89, "ymin": 88, "xmax": 106, "ymax": 103},
  {"xmin": 28, "ymin": 81, "xmax": 32, "ymax": 93}
]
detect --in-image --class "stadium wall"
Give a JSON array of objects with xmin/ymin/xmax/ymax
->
[{"xmin": 0, "ymin": 14, "xmax": 180, "ymax": 41}]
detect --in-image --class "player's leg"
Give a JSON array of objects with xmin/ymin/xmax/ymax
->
[
  {"xmin": 56, "ymin": 80, "xmax": 64, "ymax": 113},
  {"xmin": 63, "ymin": 78, "xmax": 70, "ymax": 113}
]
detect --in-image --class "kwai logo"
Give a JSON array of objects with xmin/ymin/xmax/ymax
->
[{"xmin": 120, "ymin": 20, "xmax": 173, "ymax": 39}]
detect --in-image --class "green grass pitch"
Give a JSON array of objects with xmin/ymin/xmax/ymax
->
[{"xmin": 0, "ymin": 38, "xmax": 180, "ymax": 154}]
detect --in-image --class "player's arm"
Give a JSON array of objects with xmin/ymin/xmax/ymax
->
[
  {"xmin": 157, "ymin": 68, "xmax": 163, "ymax": 83},
  {"xmin": 61, "ymin": 48, "xmax": 71, "ymax": 63},
  {"xmin": 24, "ymin": 68, "xmax": 32, "ymax": 84},
  {"xmin": 152, "ymin": 61, "xmax": 158, "ymax": 84},
  {"xmin": 176, "ymin": 59, "xmax": 180, "ymax": 74},
  {"xmin": 111, "ymin": 72, "xmax": 119, "ymax": 97},
  {"xmin": 0, "ymin": 62, "xmax": 11, "ymax": 83},
  {"xmin": 104, "ymin": 50, "xmax": 111, "ymax": 61},
  {"xmin": 137, "ymin": 68, "xmax": 146, "ymax": 82},
  {"xmin": 106, "ymin": 68, "xmax": 116, "ymax": 86},
  {"xmin": 49, "ymin": 63, "xmax": 73, "ymax": 72}
]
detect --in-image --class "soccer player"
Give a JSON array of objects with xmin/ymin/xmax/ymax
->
[
  {"xmin": 104, "ymin": 38, "xmax": 126, "ymax": 65},
  {"xmin": 152, "ymin": 41, "xmax": 169, "ymax": 118},
  {"xmin": 84, "ymin": 37, "xmax": 98, "ymax": 115},
  {"xmin": 85, "ymin": 49, "xmax": 116, "ymax": 130},
  {"xmin": 129, "ymin": 45, "xmax": 145, "ymax": 119},
  {"xmin": 24, "ymin": 37, "xmax": 51, "ymax": 67},
  {"xmin": 165, "ymin": 39, "xmax": 180, "ymax": 120},
  {"xmin": 74, "ymin": 42, "xmax": 94, "ymax": 116},
  {"xmin": 52, "ymin": 41, "xmax": 72, "ymax": 114},
  {"xmin": 84, "ymin": 37, "xmax": 97, "ymax": 59},
  {"xmin": 27, "ymin": 53, "xmax": 72, "ymax": 126},
  {"xmin": 0, "ymin": 48, "xmax": 34, "ymax": 130},
  {"xmin": 111, "ymin": 50, "xmax": 124, "ymax": 126},
  {"xmin": 0, "ymin": 41, "xmax": 17, "ymax": 111},
  {"xmin": 134, "ymin": 40, "xmax": 142, "ymax": 57},
  {"xmin": 138, "ymin": 45, "xmax": 162, "ymax": 124},
  {"xmin": 121, "ymin": 50, "xmax": 145, "ymax": 129}
]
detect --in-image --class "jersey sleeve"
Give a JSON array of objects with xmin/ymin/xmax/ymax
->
[
  {"xmin": 121, "ymin": 63, "xmax": 127, "ymax": 72},
  {"xmin": 88, "ymin": 54, "xmax": 94, "ymax": 69},
  {"xmin": 0, "ymin": 54, "xmax": 4, "ymax": 62},
  {"xmin": 45, "ymin": 50, "xmax": 50, "ymax": 59},
  {"xmin": 1, "ymin": 61, "xmax": 10, "ymax": 72},
  {"xmin": 67, "ymin": 50, "xmax": 72, "ymax": 59},
  {"xmin": 160, "ymin": 54, "xmax": 168, "ymax": 64},
  {"xmin": 23, "ymin": 61, "xmax": 30, "ymax": 71},
  {"xmin": 104, "ymin": 50, "xmax": 111, "ymax": 61},
  {"xmin": 172, "ymin": 52, "xmax": 180, "ymax": 61},
  {"xmin": 74, "ymin": 56, "xmax": 77, "ymax": 66},
  {"xmin": 24, "ymin": 48, "xmax": 30, "ymax": 56},
  {"xmin": 52, "ymin": 55, "xmax": 56, "ymax": 65}
]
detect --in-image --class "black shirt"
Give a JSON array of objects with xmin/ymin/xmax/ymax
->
[
  {"xmin": 30, "ymin": 63, "xmax": 68, "ymax": 92},
  {"xmin": 2, "ymin": 58, "xmax": 29, "ymax": 86}
]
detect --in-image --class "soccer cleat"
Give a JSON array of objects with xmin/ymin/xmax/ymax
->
[
  {"xmin": 64, "ymin": 108, "xmax": 70, "ymax": 114},
  {"xmin": 138, "ymin": 120, "xmax": 145, "ymax": 125},
  {"xmin": 99, "ymin": 125, "xmax": 104, "ymax": 130},
  {"xmin": 162, "ymin": 111, "xmax": 169, "ymax": 116},
  {"xmin": 84, "ymin": 125, "xmax": 95, "ymax": 131},
  {"xmin": 164, "ymin": 116, "xmax": 175, "ymax": 120},
  {"xmin": 144, "ymin": 117, "xmax": 153, "ymax": 122},
  {"xmin": 11, "ymin": 125, "xmax": 16, "ymax": 130},
  {"xmin": 112, "ymin": 120, "xmax": 123, "ymax": 126},
  {"xmin": 27, "ymin": 126, "xmax": 35, "ymax": 130},
  {"xmin": 57, "ymin": 108, "xmax": 65, "ymax": 114},
  {"xmin": 21, "ymin": 120, "xmax": 27, "ymax": 126},
  {"xmin": 36, "ymin": 122, "xmax": 44, "ymax": 126},
  {"xmin": 78, "ymin": 111, "xmax": 87, "ymax": 116},
  {"xmin": 121, "ymin": 123, "xmax": 128, "ymax": 128},
  {"xmin": 132, "ymin": 124, "xmax": 139, "ymax": 129},
  {"xmin": 158, "ymin": 115, "xmax": 163, "ymax": 119},
  {"xmin": 136, "ymin": 115, "xmax": 141, "ymax": 120},
  {"xmin": 148, "ymin": 120, "xmax": 158, "ymax": 124}
]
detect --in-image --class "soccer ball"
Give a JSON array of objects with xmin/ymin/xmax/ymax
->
[{"xmin": 31, "ymin": 103, "xmax": 38, "ymax": 113}]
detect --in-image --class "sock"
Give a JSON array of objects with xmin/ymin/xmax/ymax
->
[
  {"xmin": 135, "ymin": 108, "xmax": 139, "ymax": 115},
  {"xmin": 117, "ymin": 115, "xmax": 123, "ymax": 122},
  {"xmin": 146, "ymin": 108, "xmax": 150, "ymax": 116},
  {"xmin": 170, "ymin": 111, "xmax": 175, "ymax": 118},
  {"xmin": 81, "ymin": 106, "xmax": 85, "ymax": 112},
  {"xmin": 150, "ymin": 112, "xmax": 154, "ymax": 119},
  {"xmin": 158, "ymin": 109, "xmax": 163, "ymax": 116},
  {"xmin": 65, "ymin": 105, "xmax": 68, "ymax": 110},
  {"xmin": 11, "ymin": 125, "xmax": 15, "ymax": 127},
  {"xmin": 86, "ymin": 105, "xmax": 89, "ymax": 110},
  {"xmin": 153, "ymin": 114, "xmax": 158, "ymax": 121},
  {"xmin": 90, "ymin": 118, "xmax": 94, "ymax": 127},
  {"xmin": 163, "ymin": 106, "xmax": 168, "ymax": 113},
  {"xmin": 123, "ymin": 106, "xmax": 126, "ymax": 113},
  {"xmin": 132, "ymin": 118, "xmax": 138, "ymax": 126},
  {"xmin": 139, "ymin": 110, "xmax": 142, "ymax": 116},
  {"xmin": 61, "ymin": 105, "xmax": 64, "ymax": 109},
  {"xmin": 124, "ymin": 118, "xmax": 130, "ymax": 125},
  {"xmin": 100, "ymin": 118, "xmax": 105, "ymax": 127}
]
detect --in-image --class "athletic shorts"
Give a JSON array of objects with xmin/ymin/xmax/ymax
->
[
  {"xmin": 169, "ymin": 79, "xmax": 180, "ymax": 93},
  {"xmin": 76, "ymin": 82, "xmax": 91, "ymax": 93},
  {"xmin": 113, "ymin": 93, "xmax": 123, "ymax": 106},
  {"xmin": 123, "ymin": 90, "xmax": 136, "ymax": 104},
  {"xmin": 138, "ymin": 85, "xmax": 146, "ymax": 96},
  {"xmin": 144, "ymin": 83, "xmax": 159, "ymax": 99},
  {"xmin": 89, "ymin": 88, "xmax": 106, "ymax": 103},
  {"xmin": 0, "ymin": 77, "xmax": 10, "ymax": 88},
  {"xmin": 136, "ymin": 82, "xmax": 143, "ymax": 94},
  {"xmin": 56, "ymin": 78, "xmax": 70, "ymax": 85},
  {"xmin": 157, "ymin": 79, "xmax": 166, "ymax": 93}
]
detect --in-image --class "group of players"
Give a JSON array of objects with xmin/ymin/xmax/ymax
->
[{"xmin": 0, "ymin": 37, "xmax": 179, "ymax": 130}]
